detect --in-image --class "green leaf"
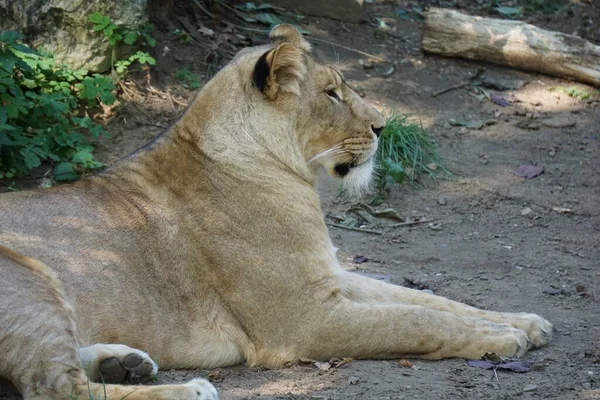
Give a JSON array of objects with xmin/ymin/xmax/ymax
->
[
  {"xmin": 0, "ymin": 31, "xmax": 22, "ymax": 45},
  {"xmin": 88, "ymin": 12, "xmax": 106, "ymax": 24},
  {"xmin": 123, "ymin": 31, "xmax": 138, "ymax": 45},
  {"xmin": 103, "ymin": 25, "xmax": 115, "ymax": 37},
  {"xmin": 0, "ymin": 131, "xmax": 13, "ymax": 145},
  {"xmin": 21, "ymin": 79, "xmax": 37, "ymax": 88},
  {"xmin": 21, "ymin": 148, "xmax": 42, "ymax": 169},
  {"xmin": 53, "ymin": 162, "xmax": 79, "ymax": 181},
  {"xmin": 72, "ymin": 147, "xmax": 94, "ymax": 165},
  {"xmin": 254, "ymin": 12, "xmax": 285, "ymax": 26},
  {"xmin": 99, "ymin": 91, "xmax": 116, "ymax": 105},
  {"xmin": 495, "ymin": 6, "xmax": 522, "ymax": 17},
  {"xmin": 141, "ymin": 31, "xmax": 156, "ymax": 47},
  {"xmin": 370, "ymin": 194, "xmax": 385, "ymax": 207}
]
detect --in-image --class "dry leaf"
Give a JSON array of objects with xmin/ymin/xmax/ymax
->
[
  {"xmin": 399, "ymin": 359, "xmax": 413, "ymax": 368},
  {"xmin": 552, "ymin": 207, "xmax": 572, "ymax": 214},
  {"xmin": 332, "ymin": 357, "xmax": 354, "ymax": 368},
  {"xmin": 208, "ymin": 369, "xmax": 222, "ymax": 382},
  {"xmin": 315, "ymin": 361, "xmax": 331, "ymax": 371},
  {"xmin": 198, "ymin": 26, "xmax": 215, "ymax": 37}
]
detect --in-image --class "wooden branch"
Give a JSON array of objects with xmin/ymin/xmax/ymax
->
[{"xmin": 421, "ymin": 8, "xmax": 600, "ymax": 87}]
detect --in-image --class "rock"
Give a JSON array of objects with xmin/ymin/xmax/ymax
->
[
  {"xmin": 269, "ymin": 0, "xmax": 364, "ymax": 23},
  {"xmin": 520, "ymin": 207, "xmax": 532, "ymax": 216},
  {"xmin": 421, "ymin": 289, "xmax": 434, "ymax": 295},
  {"xmin": 437, "ymin": 195, "xmax": 448, "ymax": 206},
  {"xmin": 347, "ymin": 376, "xmax": 360, "ymax": 385},
  {"xmin": 523, "ymin": 384, "xmax": 538, "ymax": 392},
  {"xmin": 481, "ymin": 74, "xmax": 526, "ymax": 91},
  {"xmin": 542, "ymin": 116, "xmax": 577, "ymax": 129},
  {"xmin": 0, "ymin": 0, "xmax": 148, "ymax": 72}
]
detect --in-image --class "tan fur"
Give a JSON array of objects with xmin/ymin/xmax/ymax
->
[{"xmin": 0, "ymin": 25, "xmax": 552, "ymax": 399}]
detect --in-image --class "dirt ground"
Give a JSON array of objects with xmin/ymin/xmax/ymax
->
[{"xmin": 2, "ymin": 0, "xmax": 600, "ymax": 399}]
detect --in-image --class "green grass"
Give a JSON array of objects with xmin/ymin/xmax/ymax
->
[{"xmin": 375, "ymin": 113, "xmax": 451, "ymax": 195}]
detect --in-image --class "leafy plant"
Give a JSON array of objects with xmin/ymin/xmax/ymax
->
[
  {"xmin": 175, "ymin": 68, "xmax": 202, "ymax": 89},
  {"xmin": 229, "ymin": 1, "xmax": 310, "ymax": 34},
  {"xmin": 521, "ymin": 0, "xmax": 566, "ymax": 13},
  {"xmin": 172, "ymin": 29, "xmax": 192, "ymax": 45},
  {"xmin": 88, "ymin": 12, "xmax": 156, "ymax": 80},
  {"xmin": 551, "ymin": 86, "xmax": 597, "ymax": 101},
  {"xmin": 375, "ymin": 113, "xmax": 451, "ymax": 195},
  {"xmin": 0, "ymin": 31, "xmax": 112, "ymax": 182}
]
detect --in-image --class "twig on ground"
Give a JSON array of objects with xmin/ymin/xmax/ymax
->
[
  {"xmin": 307, "ymin": 37, "xmax": 391, "ymax": 63},
  {"xmin": 191, "ymin": 0, "xmax": 215, "ymax": 18},
  {"xmin": 432, "ymin": 82, "xmax": 469, "ymax": 97},
  {"xmin": 393, "ymin": 218, "xmax": 436, "ymax": 227},
  {"xmin": 325, "ymin": 222, "xmax": 383, "ymax": 235}
]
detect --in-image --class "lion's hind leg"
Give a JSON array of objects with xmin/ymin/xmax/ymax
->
[{"xmin": 0, "ymin": 246, "xmax": 218, "ymax": 400}]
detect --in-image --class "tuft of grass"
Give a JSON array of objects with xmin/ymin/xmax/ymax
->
[{"xmin": 375, "ymin": 113, "xmax": 451, "ymax": 195}]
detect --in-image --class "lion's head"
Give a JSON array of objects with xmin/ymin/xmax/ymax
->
[{"xmin": 186, "ymin": 24, "xmax": 385, "ymax": 196}]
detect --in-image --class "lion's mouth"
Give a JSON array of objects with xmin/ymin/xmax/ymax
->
[{"xmin": 334, "ymin": 162, "xmax": 359, "ymax": 177}]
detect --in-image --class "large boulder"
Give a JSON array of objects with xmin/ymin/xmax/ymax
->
[{"xmin": 0, "ymin": 0, "xmax": 148, "ymax": 72}]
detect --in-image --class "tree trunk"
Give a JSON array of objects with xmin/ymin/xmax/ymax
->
[{"xmin": 421, "ymin": 8, "xmax": 600, "ymax": 87}]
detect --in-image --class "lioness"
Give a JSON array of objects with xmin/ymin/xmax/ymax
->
[{"xmin": 0, "ymin": 25, "xmax": 551, "ymax": 400}]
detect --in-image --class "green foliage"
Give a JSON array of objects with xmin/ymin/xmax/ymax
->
[
  {"xmin": 551, "ymin": 85, "xmax": 598, "ymax": 101},
  {"xmin": 375, "ymin": 114, "xmax": 451, "ymax": 195},
  {"xmin": 0, "ymin": 31, "xmax": 112, "ymax": 181},
  {"xmin": 521, "ymin": 0, "xmax": 566, "ymax": 13},
  {"xmin": 88, "ymin": 12, "xmax": 156, "ymax": 79},
  {"xmin": 233, "ymin": 3, "xmax": 310, "ymax": 34},
  {"xmin": 172, "ymin": 29, "xmax": 192, "ymax": 45},
  {"xmin": 175, "ymin": 68, "xmax": 202, "ymax": 89}
]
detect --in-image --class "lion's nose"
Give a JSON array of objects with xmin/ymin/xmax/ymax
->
[{"xmin": 372, "ymin": 125, "xmax": 384, "ymax": 137}]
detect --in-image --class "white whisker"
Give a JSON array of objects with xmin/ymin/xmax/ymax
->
[{"xmin": 307, "ymin": 144, "xmax": 343, "ymax": 165}]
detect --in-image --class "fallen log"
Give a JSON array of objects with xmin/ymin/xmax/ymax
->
[{"xmin": 421, "ymin": 8, "xmax": 600, "ymax": 87}]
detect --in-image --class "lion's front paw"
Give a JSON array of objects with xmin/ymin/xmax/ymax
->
[
  {"xmin": 458, "ymin": 322, "xmax": 530, "ymax": 359},
  {"xmin": 510, "ymin": 313, "xmax": 553, "ymax": 348},
  {"xmin": 490, "ymin": 324, "xmax": 530, "ymax": 358},
  {"xmin": 79, "ymin": 344, "xmax": 158, "ymax": 384},
  {"xmin": 184, "ymin": 378, "xmax": 219, "ymax": 400}
]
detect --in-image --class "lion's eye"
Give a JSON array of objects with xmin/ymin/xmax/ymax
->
[{"xmin": 325, "ymin": 89, "xmax": 340, "ymax": 101}]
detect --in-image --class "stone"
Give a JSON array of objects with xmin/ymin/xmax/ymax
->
[
  {"xmin": 269, "ymin": 0, "xmax": 364, "ymax": 23},
  {"xmin": 0, "ymin": 0, "xmax": 148, "ymax": 72},
  {"xmin": 523, "ymin": 384, "xmax": 538, "ymax": 392}
]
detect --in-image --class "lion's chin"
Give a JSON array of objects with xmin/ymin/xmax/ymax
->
[{"xmin": 340, "ymin": 159, "xmax": 374, "ymax": 198}]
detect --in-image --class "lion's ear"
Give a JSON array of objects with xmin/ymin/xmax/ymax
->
[
  {"xmin": 253, "ymin": 43, "xmax": 306, "ymax": 99},
  {"xmin": 269, "ymin": 24, "xmax": 311, "ymax": 52}
]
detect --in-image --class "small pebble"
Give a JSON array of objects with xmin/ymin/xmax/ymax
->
[
  {"xmin": 347, "ymin": 376, "xmax": 360, "ymax": 385},
  {"xmin": 421, "ymin": 289, "xmax": 434, "ymax": 295},
  {"xmin": 523, "ymin": 384, "xmax": 538, "ymax": 392},
  {"xmin": 438, "ymin": 195, "xmax": 448, "ymax": 206}
]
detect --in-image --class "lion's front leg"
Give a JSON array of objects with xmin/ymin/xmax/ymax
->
[
  {"xmin": 337, "ymin": 270, "xmax": 552, "ymax": 348},
  {"xmin": 79, "ymin": 343, "xmax": 158, "ymax": 383},
  {"xmin": 303, "ymin": 299, "xmax": 530, "ymax": 361}
]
